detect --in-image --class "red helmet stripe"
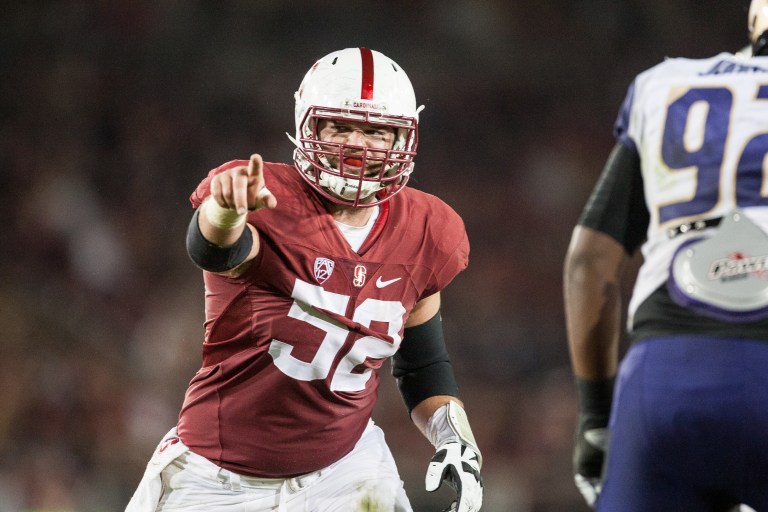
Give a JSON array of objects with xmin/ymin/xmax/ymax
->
[{"xmin": 359, "ymin": 48, "xmax": 374, "ymax": 100}]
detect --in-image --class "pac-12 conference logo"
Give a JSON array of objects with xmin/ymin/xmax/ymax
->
[{"xmin": 314, "ymin": 258, "xmax": 335, "ymax": 284}]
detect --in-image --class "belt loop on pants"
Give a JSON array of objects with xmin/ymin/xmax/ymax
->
[
  {"xmin": 278, "ymin": 480, "xmax": 290, "ymax": 512},
  {"xmin": 277, "ymin": 469, "xmax": 322, "ymax": 510},
  {"xmin": 289, "ymin": 469, "xmax": 322, "ymax": 492},
  {"xmin": 216, "ymin": 467, "xmax": 242, "ymax": 492},
  {"xmin": 229, "ymin": 471, "xmax": 242, "ymax": 492}
]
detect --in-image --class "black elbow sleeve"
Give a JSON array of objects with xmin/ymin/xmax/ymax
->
[
  {"xmin": 186, "ymin": 209, "xmax": 253, "ymax": 272},
  {"xmin": 392, "ymin": 312, "xmax": 460, "ymax": 412}
]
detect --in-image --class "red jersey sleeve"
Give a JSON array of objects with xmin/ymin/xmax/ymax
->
[
  {"xmin": 429, "ymin": 207, "xmax": 469, "ymax": 296},
  {"xmin": 399, "ymin": 189, "xmax": 469, "ymax": 299}
]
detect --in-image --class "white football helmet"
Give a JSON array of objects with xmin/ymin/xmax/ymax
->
[
  {"xmin": 289, "ymin": 48, "xmax": 423, "ymax": 207},
  {"xmin": 750, "ymin": 0, "xmax": 768, "ymax": 55}
]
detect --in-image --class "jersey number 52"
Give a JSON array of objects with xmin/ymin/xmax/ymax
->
[{"xmin": 268, "ymin": 279, "xmax": 406, "ymax": 392}]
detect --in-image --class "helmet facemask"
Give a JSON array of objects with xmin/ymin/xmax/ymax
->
[{"xmin": 290, "ymin": 106, "xmax": 418, "ymax": 207}]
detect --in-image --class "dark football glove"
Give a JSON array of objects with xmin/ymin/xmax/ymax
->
[
  {"xmin": 572, "ymin": 377, "xmax": 613, "ymax": 508},
  {"xmin": 573, "ymin": 411, "xmax": 609, "ymax": 507}
]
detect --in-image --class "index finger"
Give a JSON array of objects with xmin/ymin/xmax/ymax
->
[{"xmin": 247, "ymin": 153, "xmax": 263, "ymax": 177}]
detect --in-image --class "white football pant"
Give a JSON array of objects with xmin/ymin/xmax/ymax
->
[{"xmin": 125, "ymin": 420, "xmax": 412, "ymax": 512}]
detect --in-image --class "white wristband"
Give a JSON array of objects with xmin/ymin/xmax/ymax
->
[
  {"xmin": 426, "ymin": 400, "xmax": 482, "ymax": 467},
  {"xmin": 201, "ymin": 197, "xmax": 247, "ymax": 230}
]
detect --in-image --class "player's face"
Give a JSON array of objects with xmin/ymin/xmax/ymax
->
[{"xmin": 316, "ymin": 119, "xmax": 395, "ymax": 175}]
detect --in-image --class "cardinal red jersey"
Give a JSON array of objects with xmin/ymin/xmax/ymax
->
[{"xmin": 177, "ymin": 160, "xmax": 469, "ymax": 478}]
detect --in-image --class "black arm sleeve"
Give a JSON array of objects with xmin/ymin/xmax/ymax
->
[
  {"xmin": 578, "ymin": 142, "xmax": 649, "ymax": 255},
  {"xmin": 186, "ymin": 209, "xmax": 253, "ymax": 272},
  {"xmin": 392, "ymin": 311, "xmax": 460, "ymax": 413}
]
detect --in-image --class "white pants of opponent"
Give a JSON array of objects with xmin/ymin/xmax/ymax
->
[{"xmin": 126, "ymin": 420, "xmax": 413, "ymax": 512}]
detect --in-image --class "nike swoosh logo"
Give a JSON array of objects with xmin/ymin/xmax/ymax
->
[{"xmin": 375, "ymin": 276, "xmax": 401, "ymax": 288}]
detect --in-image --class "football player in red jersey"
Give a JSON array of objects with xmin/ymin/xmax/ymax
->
[{"xmin": 126, "ymin": 48, "xmax": 483, "ymax": 512}]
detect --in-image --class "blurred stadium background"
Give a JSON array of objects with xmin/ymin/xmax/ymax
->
[{"xmin": 0, "ymin": 1, "xmax": 748, "ymax": 510}]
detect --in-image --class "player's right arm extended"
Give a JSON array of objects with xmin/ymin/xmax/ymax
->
[{"xmin": 186, "ymin": 153, "xmax": 276, "ymax": 275}]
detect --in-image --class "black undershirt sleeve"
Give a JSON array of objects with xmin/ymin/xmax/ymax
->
[{"xmin": 578, "ymin": 142, "xmax": 649, "ymax": 255}]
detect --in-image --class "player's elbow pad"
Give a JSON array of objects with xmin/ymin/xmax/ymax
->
[
  {"xmin": 393, "ymin": 311, "xmax": 460, "ymax": 412},
  {"xmin": 186, "ymin": 209, "xmax": 253, "ymax": 272}
]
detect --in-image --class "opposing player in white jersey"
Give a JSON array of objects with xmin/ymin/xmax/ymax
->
[
  {"xmin": 565, "ymin": 1, "xmax": 768, "ymax": 510},
  {"xmin": 125, "ymin": 48, "xmax": 483, "ymax": 512}
]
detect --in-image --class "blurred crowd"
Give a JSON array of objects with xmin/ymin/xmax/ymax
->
[{"xmin": 0, "ymin": 1, "xmax": 747, "ymax": 510}]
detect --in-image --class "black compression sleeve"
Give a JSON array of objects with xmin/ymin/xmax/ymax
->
[
  {"xmin": 392, "ymin": 311, "xmax": 460, "ymax": 413},
  {"xmin": 186, "ymin": 209, "xmax": 253, "ymax": 272},
  {"xmin": 578, "ymin": 142, "xmax": 649, "ymax": 254}
]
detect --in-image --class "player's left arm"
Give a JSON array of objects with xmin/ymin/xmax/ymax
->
[{"xmin": 395, "ymin": 292, "xmax": 483, "ymax": 512}]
